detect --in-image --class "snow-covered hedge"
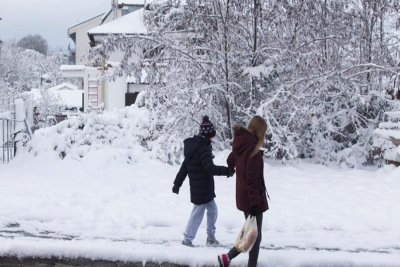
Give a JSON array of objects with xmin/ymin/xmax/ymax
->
[{"xmin": 28, "ymin": 104, "xmax": 188, "ymax": 164}]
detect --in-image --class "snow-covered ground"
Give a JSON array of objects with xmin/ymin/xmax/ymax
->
[{"xmin": 1, "ymin": 147, "xmax": 400, "ymax": 267}]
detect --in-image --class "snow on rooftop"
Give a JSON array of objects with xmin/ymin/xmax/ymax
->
[
  {"xmin": 126, "ymin": 69, "xmax": 148, "ymax": 84},
  {"xmin": 49, "ymin": 83, "xmax": 78, "ymax": 91},
  {"xmin": 120, "ymin": 0, "xmax": 157, "ymax": 5},
  {"xmin": 68, "ymin": 14, "xmax": 104, "ymax": 31},
  {"xmin": 41, "ymin": 74, "xmax": 51, "ymax": 80},
  {"xmin": 88, "ymin": 9, "xmax": 147, "ymax": 35},
  {"xmin": 60, "ymin": 65, "xmax": 86, "ymax": 71},
  {"xmin": 30, "ymin": 88, "xmax": 83, "ymax": 109}
]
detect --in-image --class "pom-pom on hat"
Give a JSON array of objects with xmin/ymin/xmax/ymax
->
[{"xmin": 199, "ymin": 115, "xmax": 216, "ymax": 139}]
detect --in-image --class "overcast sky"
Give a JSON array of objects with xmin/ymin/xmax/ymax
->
[{"xmin": 0, "ymin": 0, "xmax": 111, "ymax": 50}]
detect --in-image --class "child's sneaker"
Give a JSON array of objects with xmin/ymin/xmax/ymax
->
[
  {"xmin": 218, "ymin": 254, "xmax": 230, "ymax": 267},
  {"xmin": 182, "ymin": 240, "xmax": 195, "ymax": 247},
  {"xmin": 206, "ymin": 237, "xmax": 220, "ymax": 247}
]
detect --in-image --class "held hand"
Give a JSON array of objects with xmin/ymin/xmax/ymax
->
[
  {"xmin": 172, "ymin": 185, "xmax": 179, "ymax": 194},
  {"xmin": 249, "ymin": 206, "xmax": 258, "ymax": 217},
  {"xmin": 227, "ymin": 167, "xmax": 235, "ymax": 177}
]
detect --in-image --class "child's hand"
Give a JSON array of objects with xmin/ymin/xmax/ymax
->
[{"xmin": 172, "ymin": 185, "xmax": 180, "ymax": 194}]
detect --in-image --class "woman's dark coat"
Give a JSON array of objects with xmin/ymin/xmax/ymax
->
[
  {"xmin": 174, "ymin": 135, "xmax": 228, "ymax": 205},
  {"xmin": 227, "ymin": 126, "xmax": 268, "ymax": 213}
]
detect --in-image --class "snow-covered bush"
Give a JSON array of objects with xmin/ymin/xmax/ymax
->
[{"xmin": 28, "ymin": 103, "xmax": 189, "ymax": 164}]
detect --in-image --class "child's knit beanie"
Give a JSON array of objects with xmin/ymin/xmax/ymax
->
[{"xmin": 199, "ymin": 115, "xmax": 216, "ymax": 139}]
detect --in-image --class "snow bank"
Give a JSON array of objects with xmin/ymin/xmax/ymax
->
[{"xmin": 28, "ymin": 105, "xmax": 183, "ymax": 163}]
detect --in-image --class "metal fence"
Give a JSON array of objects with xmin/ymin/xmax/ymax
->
[
  {"xmin": 0, "ymin": 118, "xmax": 14, "ymax": 164},
  {"xmin": 1, "ymin": 94, "xmax": 68, "ymax": 164},
  {"xmin": 1, "ymin": 96, "xmax": 16, "ymax": 164}
]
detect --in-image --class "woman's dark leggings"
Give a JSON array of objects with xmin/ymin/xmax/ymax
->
[{"xmin": 227, "ymin": 212, "xmax": 263, "ymax": 267}]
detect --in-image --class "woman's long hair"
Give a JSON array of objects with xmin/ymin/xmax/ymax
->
[{"xmin": 247, "ymin": 115, "xmax": 267, "ymax": 157}]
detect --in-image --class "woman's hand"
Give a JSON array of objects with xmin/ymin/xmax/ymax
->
[
  {"xmin": 249, "ymin": 206, "xmax": 259, "ymax": 216},
  {"xmin": 227, "ymin": 167, "xmax": 235, "ymax": 177}
]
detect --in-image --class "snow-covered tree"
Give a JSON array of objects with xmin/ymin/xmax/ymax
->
[
  {"xmin": 91, "ymin": 0, "xmax": 400, "ymax": 166},
  {"xmin": 17, "ymin": 34, "xmax": 48, "ymax": 56},
  {"xmin": 34, "ymin": 89, "xmax": 65, "ymax": 128}
]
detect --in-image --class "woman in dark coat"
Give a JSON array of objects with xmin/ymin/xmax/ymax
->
[{"xmin": 218, "ymin": 115, "xmax": 269, "ymax": 267}]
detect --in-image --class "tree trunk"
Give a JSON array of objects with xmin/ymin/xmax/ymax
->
[{"xmin": 223, "ymin": 0, "xmax": 232, "ymax": 139}]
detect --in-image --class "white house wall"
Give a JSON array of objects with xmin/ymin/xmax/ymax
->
[
  {"xmin": 104, "ymin": 48, "xmax": 142, "ymax": 110},
  {"xmin": 108, "ymin": 49, "xmax": 129, "ymax": 63},
  {"xmin": 105, "ymin": 75, "xmax": 127, "ymax": 111},
  {"xmin": 68, "ymin": 15, "xmax": 115, "ymax": 65}
]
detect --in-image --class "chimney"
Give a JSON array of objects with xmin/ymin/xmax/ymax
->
[{"xmin": 113, "ymin": 0, "xmax": 119, "ymax": 19}]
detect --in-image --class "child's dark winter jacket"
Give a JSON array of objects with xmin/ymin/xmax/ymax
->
[
  {"xmin": 227, "ymin": 126, "xmax": 269, "ymax": 213},
  {"xmin": 174, "ymin": 135, "xmax": 229, "ymax": 205}
]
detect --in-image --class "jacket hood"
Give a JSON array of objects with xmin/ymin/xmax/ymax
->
[
  {"xmin": 232, "ymin": 125, "xmax": 257, "ymax": 156},
  {"xmin": 183, "ymin": 135, "xmax": 210, "ymax": 159}
]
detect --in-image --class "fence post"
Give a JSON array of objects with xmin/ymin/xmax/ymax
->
[
  {"xmin": 14, "ymin": 99, "xmax": 25, "ymax": 156},
  {"xmin": 10, "ymin": 117, "xmax": 14, "ymax": 160},
  {"xmin": 2, "ymin": 119, "xmax": 4, "ymax": 164},
  {"xmin": 7, "ymin": 119, "xmax": 10, "ymax": 163}
]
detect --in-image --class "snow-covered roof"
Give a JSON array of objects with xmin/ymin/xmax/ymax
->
[
  {"xmin": 68, "ymin": 13, "xmax": 104, "ymax": 32},
  {"xmin": 41, "ymin": 74, "xmax": 51, "ymax": 80},
  {"xmin": 60, "ymin": 65, "xmax": 86, "ymax": 71},
  {"xmin": 126, "ymin": 68, "xmax": 148, "ymax": 84},
  {"xmin": 88, "ymin": 8, "xmax": 147, "ymax": 35},
  {"xmin": 49, "ymin": 83, "xmax": 78, "ymax": 91},
  {"xmin": 120, "ymin": 0, "xmax": 157, "ymax": 6},
  {"xmin": 30, "ymin": 89, "xmax": 83, "ymax": 109}
]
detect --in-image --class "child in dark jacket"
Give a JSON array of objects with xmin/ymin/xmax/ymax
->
[{"xmin": 173, "ymin": 116, "xmax": 235, "ymax": 247}]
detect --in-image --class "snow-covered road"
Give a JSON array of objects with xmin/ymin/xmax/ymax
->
[{"xmin": 1, "ymin": 148, "xmax": 400, "ymax": 266}]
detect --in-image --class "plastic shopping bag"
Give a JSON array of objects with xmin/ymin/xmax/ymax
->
[{"xmin": 234, "ymin": 215, "xmax": 258, "ymax": 253}]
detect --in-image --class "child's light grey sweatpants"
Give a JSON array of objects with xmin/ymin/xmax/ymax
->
[{"xmin": 183, "ymin": 199, "xmax": 218, "ymax": 243}]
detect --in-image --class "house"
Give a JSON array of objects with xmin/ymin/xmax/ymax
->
[
  {"xmin": 67, "ymin": 0, "xmax": 152, "ymax": 66},
  {"xmin": 61, "ymin": 1, "xmax": 153, "ymax": 112},
  {"xmin": 67, "ymin": 13, "xmax": 114, "ymax": 65}
]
